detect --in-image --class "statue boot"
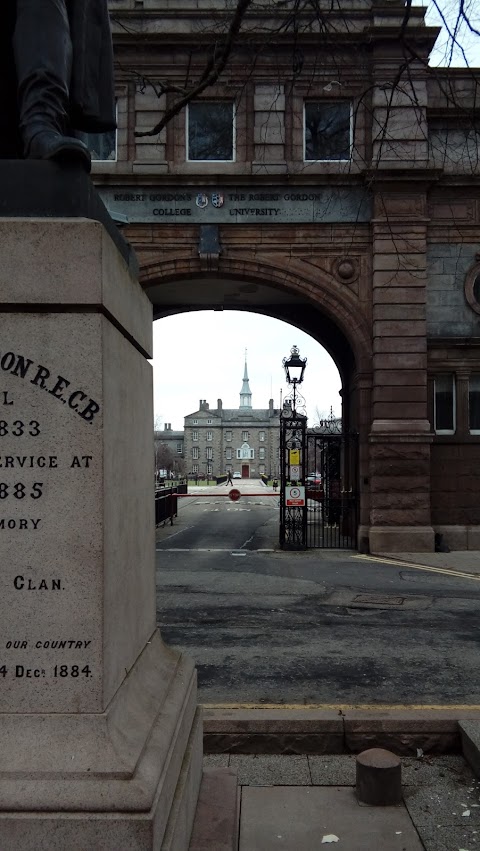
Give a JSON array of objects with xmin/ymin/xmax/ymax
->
[{"xmin": 13, "ymin": 0, "xmax": 91, "ymax": 172}]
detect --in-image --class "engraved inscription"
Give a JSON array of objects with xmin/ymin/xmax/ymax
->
[
  {"xmin": 13, "ymin": 575, "xmax": 62, "ymax": 590},
  {"xmin": 0, "ymin": 351, "xmax": 101, "ymax": 423},
  {"xmin": 0, "ymin": 339, "xmax": 101, "ymax": 713}
]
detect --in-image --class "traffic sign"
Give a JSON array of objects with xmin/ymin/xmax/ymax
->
[
  {"xmin": 229, "ymin": 488, "xmax": 241, "ymax": 502},
  {"xmin": 289, "ymin": 448, "xmax": 300, "ymax": 465},
  {"xmin": 290, "ymin": 465, "xmax": 300, "ymax": 479},
  {"xmin": 285, "ymin": 486, "xmax": 305, "ymax": 507}
]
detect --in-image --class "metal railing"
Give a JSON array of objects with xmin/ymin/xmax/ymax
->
[{"xmin": 155, "ymin": 483, "xmax": 188, "ymax": 526}]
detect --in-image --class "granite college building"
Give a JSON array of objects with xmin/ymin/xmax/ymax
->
[
  {"xmin": 93, "ymin": 0, "xmax": 480, "ymax": 553},
  {"xmin": 183, "ymin": 361, "xmax": 281, "ymax": 480}
]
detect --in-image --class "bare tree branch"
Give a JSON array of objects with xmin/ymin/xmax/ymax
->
[{"xmin": 135, "ymin": 0, "xmax": 255, "ymax": 138}]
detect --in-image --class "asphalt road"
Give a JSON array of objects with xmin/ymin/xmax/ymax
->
[{"xmin": 155, "ymin": 481, "xmax": 480, "ymax": 707}]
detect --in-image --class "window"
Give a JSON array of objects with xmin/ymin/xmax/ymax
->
[
  {"xmin": 469, "ymin": 375, "xmax": 480, "ymax": 433},
  {"xmin": 259, "ymin": 431, "xmax": 265, "ymax": 441},
  {"xmin": 193, "ymin": 419, "xmax": 198, "ymax": 425},
  {"xmin": 259, "ymin": 464, "xmax": 266, "ymax": 475},
  {"xmin": 176, "ymin": 442, "xmax": 183, "ymax": 454},
  {"xmin": 259, "ymin": 447, "xmax": 266, "ymax": 460},
  {"xmin": 192, "ymin": 464, "xmax": 198, "ymax": 473},
  {"xmin": 207, "ymin": 462, "xmax": 212, "ymax": 474},
  {"xmin": 304, "ymin": 101, "xmax": 351, "ymax": 161},
  {"xmin": 206, "ymin": 447, "xmax": 213, "ymax": 460},
  {"xmin": 193, "ymin": 431, "xmax": 198, "ymax": 441},
  {"xmin": 226, "ymin": 430, "xmax": 232, "ymax": 441},
  {"xmin": 238, "ymin": 442, "xmax": 252, "ymax": 460},
  {"xmin": 434, "ymin": 374, "xmax": 455, "ymax": 434},
  {"xmin": 207, "ymin": 431, "xmax": 213, "ymax": 441},
  {"xmin": 187, "ymin": 101, "xmax": 235, "ymax": 162},
  {"xmin": 226, "ymin": 448, "xmax": 233, "ymax": 460},
  {"xmin": 192, "ymin": 447, "xmax": 199, "ymax": 459},
  {"xmin": 207, "ymin": 419, "xmax": 212, "ymax": 424},
  {"xmin": 242, "ymin": 431, "xmax": 249, "ymax": 441}
]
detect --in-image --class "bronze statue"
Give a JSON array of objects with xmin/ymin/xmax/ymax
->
[{"xmin": 0, "ymin": 0, "xmax": 116, "ymax": 171}]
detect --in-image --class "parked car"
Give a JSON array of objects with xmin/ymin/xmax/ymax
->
[
  {"xmin": 233, "ymin": 471, "xmax": 242, "ymax": 479},
  {"xmin": 306, "ymin": 473, "xmax": 323, "ymax": 498}
]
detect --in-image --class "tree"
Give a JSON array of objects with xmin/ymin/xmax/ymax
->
[{"xmin": 154, "ymin": 442, "xmax": 175, "ymax": 478}]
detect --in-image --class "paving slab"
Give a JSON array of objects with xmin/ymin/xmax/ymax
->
[
  {"xmin": 229, "ymin": 754, "xmax": 311, "ymax": 785},
  {"xmin": 308, "ymin": 755, "xmax": 357, "ymax": 785},
  {"xmin": 203, "ymin": 754, "xmax": 230, "ymax": 769},
  {"xmin": 239, "ymin": 786, "xmax": 424, "ymax": 850}
]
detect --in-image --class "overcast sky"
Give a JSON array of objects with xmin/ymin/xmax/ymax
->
[
  {"xmin": 151, "ymin": 2, "xmax": 479, "ymax": 430},
  {"xmin": 152, "ymin": 311, "xmax": 341, "ymax": 430}
]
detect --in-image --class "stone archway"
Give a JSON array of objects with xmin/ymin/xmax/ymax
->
[{"xmin": 139, "ymin": 254, "xmax": 373, "ymax": 537}]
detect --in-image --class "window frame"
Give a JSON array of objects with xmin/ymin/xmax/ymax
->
[
  {"xmin": 303, "ymin": 100, "xmax": 352, "ymax": 163},
  {"xmin": 434, "ymin": 373, "xmax": 456, "ymax": 435},
  {"xmin": 186, "ymin": 100, "xmax": 236, "ymax": 163},
  {"xmin": 192, "ymin": 446, "xmax": 199, "ymax": 460},
  {"xmin": 469, "ymin": 374, "xmax": 480, "ymax": 434},
  {"xmin": 193, "ymin": 430, "xmax": 199, "ymax": 442}
]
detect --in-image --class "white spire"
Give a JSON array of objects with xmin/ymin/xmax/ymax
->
[{"xmin": 240, "ymin": 353, "xmax": 252, "ymax": 409}]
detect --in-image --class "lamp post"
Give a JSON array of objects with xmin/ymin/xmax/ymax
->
[
  {"xmin": 282, "ymin": 345, "xmax": 307, "ymax": 416},
  {"xmin": 279, "ymin": 345, "xmax": 308, "ymax": 550}
]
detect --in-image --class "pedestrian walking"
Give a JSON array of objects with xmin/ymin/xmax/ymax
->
[{"xmin": 226, "ymin": 471, "xmax": 233, "ymax": 485}]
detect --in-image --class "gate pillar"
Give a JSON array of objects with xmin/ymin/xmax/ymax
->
[{"xmin": 368, "ymin": 189, "xmax": 434, "ymax": 554}]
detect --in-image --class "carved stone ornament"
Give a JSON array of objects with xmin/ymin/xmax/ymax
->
[
  {"xmin": 464, "ymin": 261, "xmax": 480, "ymax": 316},
  {"xmin": 333, "ymin": 256, "xmax": 358, "ymax": 284}
]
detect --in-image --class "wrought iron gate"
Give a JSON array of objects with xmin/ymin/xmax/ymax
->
[
  {"xmin": 279, "ymin": 413, "xmax": 307, "ymax": 550},
  {"xmin": 306, "ymin": 423, "xmax": 359, "ymax": 549}
]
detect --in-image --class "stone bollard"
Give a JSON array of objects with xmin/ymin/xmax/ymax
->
[{"xmin": 356, "ymin": 748, "xmax": 402, "ymax": 805}]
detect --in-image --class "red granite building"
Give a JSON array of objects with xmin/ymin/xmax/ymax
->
[{"xmin": 93, "ymin": 0, "xmax": 480, "ymax": 552}]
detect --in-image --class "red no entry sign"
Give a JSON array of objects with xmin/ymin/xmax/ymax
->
[{"xmin": 229, "ymin": 488, "xmax": 241, "ymax": 502}]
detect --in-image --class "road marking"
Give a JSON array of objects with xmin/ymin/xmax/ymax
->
[
  {"xmin": 231, "ymin": 552, "xmax": 247, "ymax": 557},
  {"xmin": 157, "ymin": 547, "xmax": 235, "ymax": 552},
  {"xmin": 202, "ymin": 702, "xmax": 480, "ymax": 711},
  {"xmin": 155, "ymin": 526, "xmax": 192, "ymax": 543},
  {"xmin": 353, "ymin": 554, "xmax": 480, "ymax": 582}
]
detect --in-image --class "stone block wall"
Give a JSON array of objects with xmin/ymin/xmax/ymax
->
[
  {"xmin": 431, "ymin": 443, "xmax": 480, "ymax": 526},
  {"xmin": 427, "ymin": 243, "xmax": 480, "ymax": 338}
]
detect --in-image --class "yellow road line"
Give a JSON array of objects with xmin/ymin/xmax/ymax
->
[
  {"xmin": 202, "ymin": 702, "xmax": 480, "ymax": 711},
  {"xmin": 353, "ymin": 553, "xmax": 480, "ymax": 582}
]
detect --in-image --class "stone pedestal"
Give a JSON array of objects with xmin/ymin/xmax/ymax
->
[{"xmin": 0, "ymin": 217, "xmax": 202, "ymax": 849}]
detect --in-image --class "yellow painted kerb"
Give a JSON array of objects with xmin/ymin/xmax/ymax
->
[
  {"xmin": 203, "ymin": 703, "xmax": 480, "ymax": 711},
  {"xmin": 353, "ymin": 554, "xmax": 480, "ymax": 582}
]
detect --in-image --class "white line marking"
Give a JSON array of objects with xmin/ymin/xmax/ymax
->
[{"xmin": 157, "ymin": 547, "xmax": 240, "ymax": 552}]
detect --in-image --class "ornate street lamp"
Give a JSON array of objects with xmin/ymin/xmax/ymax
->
[
  {"xmin": 282, "ymin": 345, "xmax": 307, "ymax": 415},
  {"xmin": 279, "ymin": 345, "xmax": 308, "ymax": 550}
]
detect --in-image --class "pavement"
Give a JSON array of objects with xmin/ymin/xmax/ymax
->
[
  {"xmin": 184, "ymin": 547, "xmax": 480, "ymax": 849},
  {"xmin": 196, "ymin": 752, "xmax": 480, "ymax": 850}
]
